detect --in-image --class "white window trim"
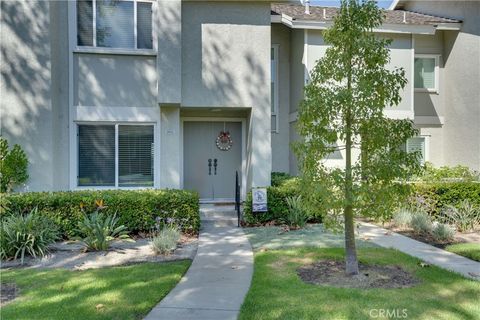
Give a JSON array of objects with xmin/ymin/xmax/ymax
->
[
  {"xmin": 74, "ymin": 0, "xmax": 157, "ymax": 54},
  {"xmin": 75, "ymin": 122, "xmax": 158, "ymax": 190},
  {"xmin": 414, "ymin": 54, "xmax": 440, "ymax": 94},
  {"xmin": 271, "ymin": 44, "xmax": 280, "ymax": 134}
]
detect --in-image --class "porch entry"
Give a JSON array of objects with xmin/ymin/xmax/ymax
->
[{"xmin": 183, "ymin": 121, "xmax": 242, "ymax": 201}]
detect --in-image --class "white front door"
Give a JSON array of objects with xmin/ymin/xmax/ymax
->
[{"xmin": 183, "ymin": 121, "xmax": 242, "ymax": 201}]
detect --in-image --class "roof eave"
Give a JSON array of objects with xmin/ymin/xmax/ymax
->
[{"xmin": 271, "ymin": 14, "xmax": 461, "ymax": 34}]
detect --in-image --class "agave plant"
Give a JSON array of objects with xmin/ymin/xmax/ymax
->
[
  {"xmin": 0, "ymin": 208, "xmax": 59, "ymax": 264},
  {"xmin": 77, "ymin": 211, "xmax": 130, "ymax": 251}
]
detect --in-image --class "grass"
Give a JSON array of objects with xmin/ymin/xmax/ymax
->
[
  {"xmin": 0, "ymin": 261, "xmax": 191, "ymax": 320},
  {"xmin": 243, "ymin": 224, "xmax": 376, "ymax": 251},
  {"xmin": 445, "ymin": 243, "xmax": 480, "ymax": 262},
  {"xmin": 239, "ymin": 247, "xmax": 480, "ymax": 320}
]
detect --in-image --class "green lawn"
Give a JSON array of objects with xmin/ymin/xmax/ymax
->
[
  {"xmin": 445, "ymin": 243, "xmax": 480, "ymax": 262},
  {"xmin": 239, "ymin": 247, "xmax": 480, "ymax": 320},
  {"xmin": 1, "ymin": 261, "xmax": 191, "ymax": 320}
]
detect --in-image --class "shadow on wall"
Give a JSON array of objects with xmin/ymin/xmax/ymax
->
[
  {"xmin": 0, "ymin": 1, "xmax": 53, "ymax": 190},
  {"xmin": 75, "ymin": 54, "xmax": 157, "ymax": 109},
  {"xmin": 182, "ymin": 2, "xmax": 272, "ymax": 185}
]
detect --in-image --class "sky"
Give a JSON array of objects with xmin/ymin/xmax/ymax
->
[{"xmin": 310, "ymin": 0, "xmax": 394, "ymax": 9}]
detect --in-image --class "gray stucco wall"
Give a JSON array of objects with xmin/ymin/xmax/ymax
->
[
  {"xmin": 181, "ymin": 1, "xmax": 271, "ymax": 109},
  {"xmin": 157, "ymin": 0, "xmax": 182, "ymax": 105},
  {"xmin": 404, "ymin": 1, "xmax": 480, "ymax": 170},
  {"xmin": 271, "ymin": 23, "xmax": 291, "ymax": 173},
  {"xmin": 74, "ymin": 54, "xmax": 157, "ymax": 108},
  {"xmin": 181, "ymin": 1, "xmax": 272, "ymax": 187},
  {"xmin": 290, "ymin": 29, "xmax": 306, "ymax": 114},
  {"xmin": 1, "ymin": 1, "xmax": 55, "ymax": 191},
  {"xmin": 306, "ymin": 31, "xmax": 413, "ymax": 113}
]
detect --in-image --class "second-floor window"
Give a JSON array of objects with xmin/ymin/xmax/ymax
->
[
  {"xmin": 77, "ymin": 0, "xmax": 153, "ymax": 50},
  {"xmin": 414, "ymin": 54, "xmax": 439, "ymax": 93}
]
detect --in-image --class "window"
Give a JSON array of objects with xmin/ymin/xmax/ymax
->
[
  {"xmin": 271, "ymin": 45, "xmax": 279, "ymax": 133},
  {"xmin": 77, "ymin": 0, "xmax": 153, "ymax": 50},
  {"xmin": 78, "ymin": 124, "xmax": 154, "ymax": 187},
  {"xmin": 414, "ymin": 55, "xmax": 439, "ymax": 92},
  {"xmin": 406, "ymin": 136, "xmax": 427, "ymax": 165}
]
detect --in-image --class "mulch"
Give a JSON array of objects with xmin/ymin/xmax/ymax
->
[
  {"xmin": 297, "ymin": 260, "xmax": 421, "ymax": 289},
  {"xmin": 1, "ymin": 283, "xmax": 19, "ymax": 307}
]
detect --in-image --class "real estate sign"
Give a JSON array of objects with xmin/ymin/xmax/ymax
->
[{"xmin": 252, "ymin": 188, "xmax": 268, "ymax": 212}]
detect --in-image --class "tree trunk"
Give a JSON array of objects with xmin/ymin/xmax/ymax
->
[
  {"xmin": 344, "ymin": 116, "xmax": 360, "ymax": 275},
  {"xmin": 344, "ymin": 58, "xmax": 360, "ymax": 275}
]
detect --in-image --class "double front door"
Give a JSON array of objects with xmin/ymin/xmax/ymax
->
[{"xmin": 183, "ymin": 121, "xmax": 242, "ymax": 201}]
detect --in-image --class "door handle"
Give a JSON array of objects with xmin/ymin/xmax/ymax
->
[
  {"xmin": 208, "ymin": 159, "xmax": 212, "ymax": 175},
  {"xmin": 214, "ymin": 159, "xmax": 218, "ymax": 175}
]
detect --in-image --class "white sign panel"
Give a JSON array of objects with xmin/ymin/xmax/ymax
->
[{"xmin": 252, "ymin": 188, "xmax": 268, "ymax": 212}]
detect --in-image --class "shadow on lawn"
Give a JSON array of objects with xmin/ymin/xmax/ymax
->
[{"xmin": 1, "ymin": 261, "xmax": 190, "ymax": 320}]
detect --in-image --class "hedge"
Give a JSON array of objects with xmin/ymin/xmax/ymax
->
[
  {"xmin": 411, "ymin": 182, "xmax": 480, "ymax": 217},
  {"xmin": 1, "ymin": 189, "xmax": 200, "ymax": 238},
  {"xmin": 243, "ymin": 177, "xmax": 322, "ymax": 225}
]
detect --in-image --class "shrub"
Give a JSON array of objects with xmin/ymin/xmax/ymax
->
[
  {"xmin": 432, "ymin": 223, "xmax": 456, "ymax": 242},
  {"xmin": 271, "ymin": 172, "xmax": 294, "ymax": 187},
  {"xmin": 151, "ymin": 227, "xmax": 181, "ymax": 255},
  {"xmin": 243, "ymin": 177, "xmax": 322, "ymax": 225},
  {"xmin": 0, "ymin": 208, "xmax": 59, "ymax": 263},
  {"xmin": 282, "ymin": 195, "xmax": 309, "ymax": 229},
  {"xmin": 440, "ymin": 200, "xmax": 480, "ymax": 232},
  {"xmin": 392, "ymin": 207, "xmax": 413, "ymax": 228},
  {"xmin": 2, "ymin": 189, "xmax": 200, "ymax": 238},
  {"xmin": 0, "ymin": 137, "xmax": 29, "ymax": 192},
  {"xmin": 410, "ymin": 212, "xmax": 432, "ymax": 234},
  {"xmin": 410, "ymin": 182, "xmax": 480, "ymax": 218},
  {"xmin": 77, "ymin": 211, "xmax": 129, "ymax": 251},
  {"xmin": 418, "ymin": 163, "xmax": 479, "ymax": 182}
]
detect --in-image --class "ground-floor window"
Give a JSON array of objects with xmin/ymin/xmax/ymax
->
[
  {"xmin": 78, "ymin": 124, "xmax": 154, "ymax": 187},
  {"xmin": 406, "ymin": 136, "xmax": 427, "ymax": 165}
]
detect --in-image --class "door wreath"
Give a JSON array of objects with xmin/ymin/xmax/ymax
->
[{"xmin": 216, "ymin": 131, "xmax": 233, "ymax": 151}]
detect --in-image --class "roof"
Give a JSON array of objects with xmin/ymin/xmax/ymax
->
[{"xmin": 271, "ymin": 3, "xmax": 461, "ymax": 26}]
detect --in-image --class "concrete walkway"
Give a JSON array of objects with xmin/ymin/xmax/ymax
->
[
  {"xmin": 358, "ymin": 221, "xmax": 480, "ymax": 281},
  {"xmin": 145, "ymin": 205, "xmax": 253, "ymax": 320}
]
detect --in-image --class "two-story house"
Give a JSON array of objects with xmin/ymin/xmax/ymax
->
[{"xmin": 1, "ymin": 0, "xmax": 478, "ymax": 201}]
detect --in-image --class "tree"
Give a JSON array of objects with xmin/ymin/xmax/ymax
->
[
  {"xmin": 0, "ymin": 137, "xmax": 29, "ymax": 193},
  {"xmin": 295, "ymin": 0, "xmax": 422, "ymax": 275}
]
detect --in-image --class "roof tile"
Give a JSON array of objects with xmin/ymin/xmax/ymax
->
[{"xmin": 271, "ymin": 3, "xmax": 461, "ymax": 25}]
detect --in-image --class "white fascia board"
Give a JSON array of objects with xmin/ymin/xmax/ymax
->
[
  {"xmin": 290, "ymin": 19, "xmax": 436, "ymax": 35},
  {"xmin": 436, "ymin": 23, "xmax": 462, "ymax": 31},
  {"xmin": 271, "ymin": 15, "xmax": 282, "ymax": 23}
]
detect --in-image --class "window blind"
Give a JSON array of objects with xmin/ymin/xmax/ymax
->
[
  {"xmin": 137, "ymin": 2, "xmax": 153, "ymax": 49},
  {"xmin": 407, "ymin": 137, "xmax": 426, "ymax": 165},
  {"xmin": 118, "ymin": 125, "xmax": 154, "ymax": 187},
  {"xmin": 77, "ymin": 0, "xmax": 93, "ymax": 46},
  {"xmin": 78, "ymin": 125, "xmax": 115, "ymax": 186},
  {"xmin": 96, "ymin": 0, "xmax": 135, "ymax": 48},
  {"xmin": 414, "ymin": 58, "xmax": 436, "ymax": 89}
]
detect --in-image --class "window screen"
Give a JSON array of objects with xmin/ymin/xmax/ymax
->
[
  {"xmin": 77, "ymin": 0, "xmax": 93, "ymax": 46},
  {"xmin": 118, "ymin": 125, "xmax": 154, "ymax": 187},
  {"xmin": 414, "ymin": 58, "xmax": 436, "ymax": 89},
  {"xmin": 96, "ymin": 0, "xmax": 135, "ymax": 48},
  {"xmin": 137, "ymin": 2, "xmax": 153, "ymax": 49},
  {"xmin": 78, "ymin": 125, "xmax": 115, "ymax": 186}
]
